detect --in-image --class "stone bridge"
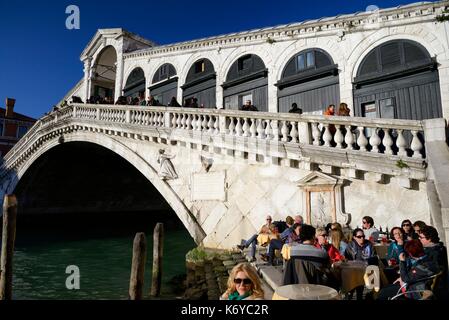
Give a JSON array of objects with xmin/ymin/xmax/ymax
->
[{"xmin": 1, "ymin": 103, "xmax": 448, "ymax": 249}]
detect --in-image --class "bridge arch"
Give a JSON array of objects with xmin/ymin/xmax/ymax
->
[{"xmin": 5, "ymin": 130, "xmax": 206, "ymax": 244}]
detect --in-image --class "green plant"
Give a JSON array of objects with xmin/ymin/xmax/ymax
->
[
  {"xmin": 396, "ymin": 159, "xmax": 409, "ymax": 169},
  {"xmin": 266, "ymin": 37, "xmax": 276, "ymax": 44},
  {"xmin": 436, "ymin": 10, "xmax": 449, "ymax": 22},
  {"xmin": 186, "ymin": 247, "xmax": 208, "ymax": 261}
]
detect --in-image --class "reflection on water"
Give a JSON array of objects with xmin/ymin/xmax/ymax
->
[{"xmin": 9, "ymin": 213, "xmax": 195, "ymax": 300}]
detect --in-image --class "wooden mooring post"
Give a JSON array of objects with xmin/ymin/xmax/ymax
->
[
  {"xmin": 0, "ymin": 194, "xmax": 18, "ymax": 300},
  {"xmin": 128, "ymin": 232, "xmax": 147, "ymax": 300},
  {"xmin": 150, "ymin": 223, "xmax": 164, "ymax": 297}
]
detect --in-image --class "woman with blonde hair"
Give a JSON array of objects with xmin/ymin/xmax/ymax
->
[
  {"xmin": 330, "ymin": 229, "xmax": 348, "ymax": 256},
  {"xmin": 221, "ymin": 263, "xmax": 265, "ymax": 300}
]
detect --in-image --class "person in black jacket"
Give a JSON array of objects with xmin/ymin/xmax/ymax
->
[
  {"xmin": 378, "ymin": 239, "xmax": 439, "ymax": 300},
  {"xmin": 419, "ymin": 226, "xmax": 449, "ymax": 299},
  {"xmin": 240, "ymin": 100, "xmax": 258, "ymax": 111}
]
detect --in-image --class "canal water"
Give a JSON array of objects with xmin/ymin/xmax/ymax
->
[{"xmin": 6, "ymin": 212, "xmax": 196, "ymax": 300}]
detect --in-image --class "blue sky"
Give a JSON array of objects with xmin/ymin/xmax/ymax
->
[{"xmin": 0, "ymin": 0, "xmax": 433, "ymax": 119}]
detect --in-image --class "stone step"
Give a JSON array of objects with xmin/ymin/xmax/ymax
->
[{"xmin": 259, "ymin": 265, "xmax": 283, "ymax": 293}]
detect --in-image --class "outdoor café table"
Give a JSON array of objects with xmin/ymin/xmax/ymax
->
[
  {"xmin": 257, "ymin": 233, "xmax": 278, "ymax": 246},
  {"xmin": 374, "ymin": 243, "xmax": 389, "ymax": 259},
  {"xmin": 333, "ymin": 260, "xmax": 368, "ymax": 293},
  {"xmin": 272, "ymin": 284, "xmax": 339, "ymax": 300}
]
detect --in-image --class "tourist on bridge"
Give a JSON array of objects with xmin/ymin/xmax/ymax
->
[
  {"xmin": 240, "ymin": 100, "xmax": 258, "ymax": 111},
  {"xmin": 323, "ymin": 104, "xmax": 335, "ymax": 116},
  {"xmin": 237, "ymin": 215, "xmax": 276, "ymax": 262},
  {"xmin": 220, "ymin": 263, "xmax": 264, "ymax": 300},
  {"xmin": 168, "ymin": 96, "xmax": 181, "ymax": 107},
  {"xmin": 413, "ymin": 220, "xmax": 427, "ymax": 235},
  {"xmin": 146, "ymin": 95, "xmax": 160, "ymax": 106},
  {"xmin": 337, "ymin": 102, "xmax": 351, "ymax": 116},
  {"xmin": 288, "ymin": 103, "xmax": 303, "ymax": 114}
]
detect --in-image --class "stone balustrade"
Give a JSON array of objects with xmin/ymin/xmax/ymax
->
[{"xmin": 2, "ymin": 103, "xmax": 431, "ymax": 184}]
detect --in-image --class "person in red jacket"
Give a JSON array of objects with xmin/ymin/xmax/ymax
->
[{"xmin": 315, "ymin": 227, "xmax": 345, "ymax": 264}]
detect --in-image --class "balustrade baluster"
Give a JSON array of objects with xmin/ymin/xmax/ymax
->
[
  {"xmin": 180, "ymin": 113, "xmax": 186, "ymax": 129},
  {"xmin": 235, "ymin": 118, "xmax": 243, "ymax": 137},
  {"xmin": 242, "ymin": 118, "xmax": 250, "ymax": 137},
  {"xmin": 411, "ymin": 130, "xmax": 423, "ymax": 158},
  {"xmin": 196, "ymin": 115, "xmax": 203, "ymax": 131},
  {"xmin": 176, "ymin": 113, "xmax": 182, "ymax": 128},
  {"xmin": 207, "ymin": 116, "xmax": 214, "ymax": 134},
  {"xmin": 186, "ymin": 114, "xmax": 192, "ymax": 130},
  {"xmin": 323, "ymin": 124, "xmax": 332, "ymax": 147},
  {"xmin": 290, "ymin": 121, "xmax": 299, "ymax": 143},
  {"xmin": 201, "ymin": 115, "xmax": 207, "ymax": 132},
  {"xmin": 170, "ymin": 113, "xmax": 176, "ymax": 128},
  {"xmin": 281, "ymin": 121, "xmax": 289, "ymax": 142},
  {"xmin": 357, "ymin": 127, "xmax": 368, "ymax": 151},
  {"xmin": 312, "ymin": 123, "xmax": 321, "ymax": 146},
  {"xmin": 257, "ymin": 119, "xmax": 266, "ymax": 139},
  {"xmin": 382, "ymin": 129, "xmax": 393, "ymax": 155},
  {"xmin": 228, "ymin": 117, "xmax": 235, "ymax": 135},
  {"xmin": 369, "ymin": 128, "xmax": 381, "ymax": 153},
  {"xmin": 213, "ymin": 116, "xmax": 220, "ymax": 135},
  {"xmin": 265, "ymin": 120, "xmax": 272, "ymax": 140},
  {"xmin": 250, "ymin": 119, "xmax": 257, "ymax": 138},
  {"xmin": 334, "ymin": 125, "xmax": 344, "ymax": 148},
  {"xmin": 396, "ymin": 129, "xmax": 407, "ymax": 156},
  {"xmin": 272, "ymin": 120, "xmax": 279, "ymax": 141}
]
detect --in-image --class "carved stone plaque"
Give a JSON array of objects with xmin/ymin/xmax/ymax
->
[{"xmin": 191, "ymin": 171, "xmax": 226, "ymax": 201}]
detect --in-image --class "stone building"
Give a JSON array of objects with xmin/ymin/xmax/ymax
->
[{"xmin": 0, "ymin": 98, "xmax": 36, "ymax": 158}]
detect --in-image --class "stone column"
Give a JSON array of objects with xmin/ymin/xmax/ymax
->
[
  {"xmin": 267, "ymin": 68, "xmax": 278, "ymax": 113},
  {"xmin": 115, "ymin": 52, "xmax": 124, "ymax": 102},
  {"xmin": 83, "ymin": 58, "xmax": 92, "ymax": 103},
  {"xmin": 215, "ymin": 72, "xmax": 223, "ymax": 109},
  {"xmin": 437, "ymin": 59, "xmax": 449, "ymax": 120},
  {"xmin": 423, "ymin": 118, "xmax": 449, "ymax": 265}
]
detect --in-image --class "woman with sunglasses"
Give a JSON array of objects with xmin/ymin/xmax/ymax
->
[
  {"xmin": 221, "ymin": 263, "xmax": 265, "ymax": 300},
  {"xmin": 401, "ymin": 219, "xmax": 418, "ymax": 240},
  {"xmin": 344, "ymin": 228, "xmax": 375, "ymax": 262}
]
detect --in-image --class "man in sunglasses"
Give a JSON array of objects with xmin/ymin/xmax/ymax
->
[
  {"xmin": 361, "ymin": 216, "xmax": 379, "ymax": 243},
  {"xmin": 237, "ymin": 215, "xmax": 276, "ymax": 262}
]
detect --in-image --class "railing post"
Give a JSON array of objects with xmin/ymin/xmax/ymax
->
[
  {"xmin": 72, "ymin": 105, "xmax": 77, "ymax": 118},
  {"xmin": 126, "ymin": 109, "xmax": 131, "ymax": 124},
  {"xmin": 164, "ymin": 111, "xmax": 171, "ymax": 128},
  {"xmin": 96, "ymin": 108, "xmax": 100, "ymax": 121},
  {"xmin": 219, "ymin": 114, "xmax": 227, "ymax": 134}
]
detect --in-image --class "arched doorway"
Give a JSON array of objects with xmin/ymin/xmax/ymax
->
[
  {"xmin": 90, "ymin": 46, "xmax": 117, "ymax": 102},
  {"xmin": 123, "ymin": 67, "xmax": 146, "ymax": 99},
  {"xmin": 276, "ymin": 48, "xmax": 339, "ymax": 114},
  {"xmin": 353, "ymin": 39, "xmax": 442, "ymax": 120},
  {"xmin": 222, "ymin": 54, "xmax": 268, "ymax": 111},
  {"xmin": 149, "ymin": 63, "xmax": 177, "ymax": 106},
  {"xmin": 181, "ymin": 59, "xmax": 216, "ymax": 108}
]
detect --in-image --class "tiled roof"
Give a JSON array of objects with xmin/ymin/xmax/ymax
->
[{"xmin": 0, "ymin": 107, "xmax": 37, "ymax": 122}]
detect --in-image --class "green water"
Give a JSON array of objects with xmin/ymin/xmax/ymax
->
[{"xmin": 9, "ymin": 214, "xmax": 196, "ymax": 300}]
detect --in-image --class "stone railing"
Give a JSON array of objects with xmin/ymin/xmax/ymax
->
[{"xmin": 2, "ymin": 103, "xmax": 431, "ymax": 184}]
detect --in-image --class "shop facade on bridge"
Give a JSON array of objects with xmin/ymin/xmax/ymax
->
[{"xmin": 67, "ymin": 1, "xmax": 449, "ymax": 121}]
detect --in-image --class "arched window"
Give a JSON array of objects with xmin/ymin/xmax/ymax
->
[
  {"xmin": 222, "ymin": 54, "xmax": 268, "ymax": 111},
  {"xmin": 353, "ymin": 40, "xmax": 441, "ymax": 120},
  {"xmin": 182, "ymin": 59, "xmax": 216, "ymax": 108},
  {"xmin": 277, "ymin": 48, "xmax": 339, "ymax": 114},
  {"xmin": 90, "ymin": 46, "xmax": 117, "ymax": 100},
  {"xmin": 149, "ymin": 63, "xmax": 178, "ymax": 106},
  {"xmin": 123, "ymin": 67, "xmax": 145, "ymax": 98}
]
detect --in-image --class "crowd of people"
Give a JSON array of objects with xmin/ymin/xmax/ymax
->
[{"xmin": 227, "ymin": 214, "xmax": 449, "ymax": 300}]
